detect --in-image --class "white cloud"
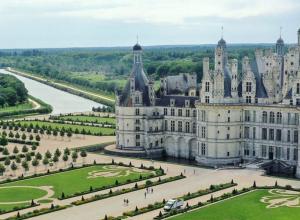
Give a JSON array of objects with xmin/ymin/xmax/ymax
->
[{"xmin": 1, "ymin": 0, "xmax": 299, "ymax": 25}]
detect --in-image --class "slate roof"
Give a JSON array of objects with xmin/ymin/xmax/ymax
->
[
  {"xmin": 224, "ymin": 66, "xmax": 232, "ymax": 97},
  {"xmin": 155, "ymin": 95, "xmax": 198, "ymax": 107}
]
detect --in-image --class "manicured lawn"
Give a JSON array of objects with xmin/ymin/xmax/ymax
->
[
  {"xmin": 2, "ymin": 165, "xmax": 153, "ymax": 198},
  {"xmin": 0, "ymin": 187, "xmax": 47, "ymax": 202},
  {"xmin": 18, "ymin": 120, "xmax": 115, "ymax": 135},
  {"xmin": 171, "ymin": 190, "xmax": 300, "ymax": 220},
  {"xmin": 0, "ymin": 102, "xmax": 33, "ymax": 113},
  {"xmin": 59, "ymin": 115, "xmax": 116, "ymax": 125},
  {"xmin": 0, "ymin": 203, "xmax": 30, "ymax": 212}
]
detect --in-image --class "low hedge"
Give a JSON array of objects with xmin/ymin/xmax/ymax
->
[
  {"xmin": 0, "ymin": 152, "xmax": 35, "ymax": 162},
  {"xmin": 123, "ymin": 182, "xmax": 237, "ymax": 217},
  {"xmin": 8, "ymin": 139, "xmax": 39, "ymax": 146},
  {"xmin": 73, "ymin": 141, "xmax": 115, "ymax": 152},
  {"xmin": 72, "ymin": 175, "xmax": 185, "ymax": 206},
  {"xmin": 0, "ymin": 203, "xmax": 39, "ymax": 215},
  {"xmin": 5, "ymin": 204, "xmax": 70, "ymax": 220}
]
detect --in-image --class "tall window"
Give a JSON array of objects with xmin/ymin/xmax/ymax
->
[
  {"xmin": 276, "ymin": 112, "xmax": 282, "ymax": 124},
  {"xmin": 244, "ymin": 110, "xmax": 250, "ymax": 122},
  {"xmin": 269, "ymin": 129, "xmax": 274, "ymax": 140},
  {"xmin": 178, "ymin": 109, "xmax": 182, "ymax": 116},
  {"xmin": 275, "ymin": 147, "xmax": 281, "ymax": 159},
  {"xmin": 276, "ymin": 129, "xmax": 282, "ymax": 141},
  {"xmin": 246, "ymin": 96, "xmax": 251, "ymax": 103},
  {"xmin": 262, "ymin": 128, "xmax": 267, "ymax": 140},
  {"xmin": 297, "ymin": 83, "xmax": 300, "ymax": 94},
  {"xmin": 192, "ymin": 122, "xmax": 196, "ymax": 133},
  {"xmin": 262, "ymin": 111, "xmax": 267, "ymax": 123},
  {"xmin": 205, "ymin": 82, "xmax": 210, "ymax": 92},
  {"xmin": 201, "ymin": 110, "xmax": 206, "ymax": 121},
  {"xmin": 244, "ymin": 127, "xmax": 250, "ymax": 139},
  {"xmin": 178, "ymin": 121, "xmax": 182, "ymax": 132},
  {"xmin": 294, "ymin": 130, "xmax": 298, "ymax": 143},
  {"xmin": 287, "ymin": 130, "xmax": 291, "ymax": 142},
  {"xmin": 171, "ymin": 108, "xmax": 175, "ymax": 116},
  {"xmin": 164, "ymin": 108, "xmax": 168, "ymax": 116},
  {"xmin": 287, "ymin": 148, "xmax": 290, "ymax": 160},
  {"xmin": 253, "ymin": 127, "xmax": 256, "ymax": 139},
  {"xmin": 135, "ymin": 108, "xmax": 140, "ymax": 115},
  {"xmin": 246, "ymin": 82, "xmax": 252, "ymax": 92},
  {"xmin": 186, "ymin": 109, "xmax": 190, "ymax": 117},
  {"xmin": 185, "ymin": 122, "xmax": 190, "ymax": 133},
  {"xmin": 205, "ymin": 96, "xmax": 210, "ymax": 103},
  {"xmin": 201, "ymin": 127, "xmax": 206, "ymax": 138},
  {"xmin": 269, "ymin": 112, "xmax": 275, "ymax": 123},
  {"xmin": 261, "ymin": 145, "xmax": 267, "ymax": 158},
  {"xmin": 201, "ymin": 143, "xmax": 206, "ymax": 155},
  {"xmin": 165, "ymin": 120, "xmax": 168, "ymax": 130},
  {"xmin": 171, "ymin": 121, "xmax": 175, "ymax": 132}
]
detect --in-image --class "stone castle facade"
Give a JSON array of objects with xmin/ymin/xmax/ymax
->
[{"xmin": 115, "ymin": 28, "xmax": 300, "ymax": 177}]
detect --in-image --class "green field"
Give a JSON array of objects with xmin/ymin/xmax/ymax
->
[
  {"xmin": 19, "ymin": 120, "xmax": 115, "ymax": 135},
  {"xmin": 2, "ymin": 165, "xmax": 152, "ymax": 198},
  {"xmin": 0, "ymin": 101, "xmax": 33, "ymax": 113},
  {"xmin": 171, "ymin": 189, "xmax": 300, "ymax": 220},
  {"xmin": 58, "ymin": 115, "xmax": 116, "ymax": 125}
]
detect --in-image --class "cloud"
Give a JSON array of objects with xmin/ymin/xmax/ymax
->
[{"xmin": 1, "ymin": 0, "xmax": 300, "ymax": 25}]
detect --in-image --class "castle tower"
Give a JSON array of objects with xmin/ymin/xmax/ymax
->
[
  {"xmin": 230, "ymin": 59, "xmax": 238, "ymax": 98},
  {"xmin": 275, "ymin": 28, "xmax": 284, "ymax": 56}
]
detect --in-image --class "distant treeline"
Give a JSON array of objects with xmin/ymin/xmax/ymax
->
[
  {"xmin": 0, "ymin": 74, "xmax": 28, "ymax": 107},
  {"xmin": 0, "ymin": 44, "xmax": 274, "ymax": 94}
]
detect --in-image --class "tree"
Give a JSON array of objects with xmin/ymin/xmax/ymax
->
[
  {"xmin": 0, "ymin": 135, "xmax": 8, "ymax": 146},
  {"xmin": 15, "ymin": 155, "xmax": 22, "ymax": 164},
  {"xmin": 31, "ymin": 144, "xmax": 37, "ymax": 151},
  {"xmin": 22, "ymin": 145, "xmax": 28, "ymax": 153},
  {"xmin": 54, "ymin": 148, "xmax": 61, "ymax": 157},
  {"xmin": 45, "ymin": 150, "xmax": 52, "ymax": 159},
  {"xmin": 64, "ymin": 148, "xmax": 70, "ymax": 156},
  {"xmin": 80, "ymin": 150, "xmax": 87, "ymax": 164},
  {"xmin": 8, "ymin": 131, "xmax": 14, "ymax": 138},
  {"xmin": 21, "ymin": 160, "xmax": 29, "ymax": 174},
  {"xmin": 60, "ymin": 130, "xmax": 65, "ymax": 140},
  {"xmin": 15, "ymin": 132, "xmax": 20, "ymax": 139},
  {"xmin": 11, "ymin": 162, "xmax": 17, "ymax": 176},
  {"xmin": 4, "ymin": 157, "xmax": 11, "ymax": 167},
  {"xmin": 67, "ymin": 131, "xmax": 72, "ymax": 141},
  {"xmin": 35, "ymin": 152, "xmax": 42, "ymax": 160},
  {"xmin": 29, "ymin": 134, "xmax": 34, "ymax": 141},
  {"xmin": 21, "ymin": 133, "xmax": 26, "ymax": 141},
  {"xmin": 25, "ymin": 153, "xmax": 32, "ymax": 162},
  {"xmin": 42, "ymin": 157, "xmax": 49, "ymax": 170},
  {"xmin": 2, "ymin": 147, "xmax": 9, "ymax": 156},
  {"xmin": 63, "ymin": 154, "xmax": 69, "ymax": 167},
  {"xmin": 53, "ymin": 130, "xmax": 58, "ymax": 139},
  {"xmin": 46, "ymin": 129, "xmax": 51, "ymax": 138},
  {"xmin": 0, "ymin": 163, "xmax": 5, "ymax": 176},
  {"xmin": 35, "ymin": 135, "xmax": 41, "ymax": 142},
  {"xmin": 72, "ymin": 151, "xmax": 78, "ymax": 163},
  {"xmin": 13, "ymin": 146, "xmax": 19, "ymax": 154},
  {"xmin": 32, "ymin": 159, "xmax": 39, "ymax": 173},
  {"xmin": 53, "ymin": 155, "xmax": 59, "ymax": 168}
]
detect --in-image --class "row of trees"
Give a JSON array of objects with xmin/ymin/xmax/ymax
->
[
  {"xmin": 0, "ymin": 148, "xmax": 87, "ymax": 176},
  {"xmin": 1, "ymin": 131, "xmax": 40, "ymax": 142}
]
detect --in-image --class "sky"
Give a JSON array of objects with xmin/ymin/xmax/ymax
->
[{"xmin": 0, "ymin": 0, "xmax": 299, "ymax": 49}]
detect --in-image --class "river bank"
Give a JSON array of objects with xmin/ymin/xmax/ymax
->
[{"xmin": 6, "ymin": 68, "xmax": 115, "ymax": 108}]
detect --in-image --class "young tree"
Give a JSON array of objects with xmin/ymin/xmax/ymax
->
[
  {"xmin": 2, "ymin": 147, "xmax": 10, "ymax": 156},
  {"xmin": 0, "ymin": 135, "xmax": 8, "ymax": 147},
  {"xmin": 64, "ymin": 148, "xmax": 70, "ymax": 156},
  {"xmin": 35, "ymin": 135, "xmax": 41, "ymax": 142},
  {"xmin": 8, "ymin": 131, "xmax": 14, "ymax": 138},
  {"xmin": 32, "ymin": 159, "xmax": 39, "ymax": 174},
  {"xmin": 60, "ymin": 130, "xmax": 65, "ymax": 140},
  {"xmin": 15, "ymin": 132, "xmax": 20, "ymax": 139},
  {"xmin": 35, "ymin": 152, "xmax": 42, "ymax": 160},
  {"xmin": 25, "ymin": 153, "xmax": 32, "ymax": 162},
  {"xmin": 21, "ymin": 160, "xmax": 29, "ymax": 174},
  {"xmin": 67, "ymin": 131, "xmax": 72, "ymax": 141},
  {"xmin": 21, "ymin": 133, "xmax": 26, "ymax": 141},
  {"xmin": 29, "ymin": 134, "xmax": 34, "ymax": 141},
  {"xmin": 80, "ymin": 150, "xmax": 87, "ymax": 164},
  {"xmin": 54, "ymin": 148, "xmax": 61, "ymax": 157},
  {"xmin": 72, "ymin": 151, "xmax": 78, "ymax": 163},
  {"xmin": 10, "ymin": 162, "xmax": 17, "ymax": 176},
  {"xmin": 46, "ymin": 129, "xmax": 51, "ymax": 138},
  {"xmin": 42, "ymin": 157, "xmax": 49, "ymax": 170},
  {"xmin": 63, "ymin": 154, "xmax": 69, "ymax": 167},
  {"xmin": 22, "ymin": 145, "xmax": 28, "ymax": 153},
  {"xmin": 45, "ymin": 150, "xmax": 52, "ymax": 159},
  {"xmin": 53, "ymin": 155, "xmax": 59, "ymax": 168},
  {"xmin": 13, "ymin": 146, "xmax": 19, "ymax": 154},
  {"xmin": 15, "ymin": 155, "xmax": 22, "ymax": 164},
  {"xmin": 31, "ymin": 144, "xmax": 37, "ymax": 151},
  {"xmin": 4, "ymin": 157, "xmax": 11, "ymax": 167},
  {"xmin": 53, "ymin": 130, "xmax": 58, "ymax": 139}
]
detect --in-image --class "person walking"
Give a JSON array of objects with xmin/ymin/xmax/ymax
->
[{"xmin": 144, "ymin": 191, "xmax": 147, "ymax": 198}]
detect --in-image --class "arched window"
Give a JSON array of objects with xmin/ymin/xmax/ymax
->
[
  {"xmin": 276, "ymin": 112, "xmax": 282, "ymax": 124},
  {"xmin": 269, "ymin": 112, "xmax": 275, "ymax": 123},
  {"xmin": 262, "ymin": 111, "xmax": 267, "ymax": 123}
]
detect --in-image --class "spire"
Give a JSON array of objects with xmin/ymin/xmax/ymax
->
[
  {"xmin": 280, "ymin": 26, "xmax": 282, "ymax": 38},
  {"xmin": 221, "ymin": 26, "xmax": 224, "ymax": 39}
]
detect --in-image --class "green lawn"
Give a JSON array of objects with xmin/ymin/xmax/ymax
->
[
  {"xmin": 19, "ymin": 120, "xmax": 115, "ymax": 135},
  {"xmin": 58, "ymin": 115, "xmax": 116, "ymax": 125},
  {"xmin": 0, "ymin": 187, "xmax": 47, "ymax": 202},
  {"xmin": 0, "ymin": 102, "xmax": 33, "ymax": 113},
  {"xmin": 171, "ymin": 190, "xmax": 300, "ymax": 220},
  {"xmin": 2, "ymin": 165, "xmax": 152, "ymax": 198},
  {"xmin": 0, "ymin": 203, "xmax": 30, "ymax": 212}
]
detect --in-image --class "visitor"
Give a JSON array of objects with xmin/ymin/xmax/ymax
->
[
  {"xmin": 151, "ymin": 188, "xmax": 153, "ymax": 194},
  {"xmin": 144, "ymin": 191, "xmax": 147, "ymax": 198}
]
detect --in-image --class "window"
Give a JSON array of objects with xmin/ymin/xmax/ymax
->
[
  {"xmin": 287, "ymin": 148, "xmax": 290, "ymax": 160},
  {"xmin": 296, "ymin": 99, "xmax": 300, "ymax": 106},
  {"xmin": 295, "ymin": 113, "xmax": 299, "ymax": 125},
  {"xmin": 135, "ymin": 108, "xmax": 140, "ymax": 115},
  {"xmin": 228, "ymin": 117, "xmax": 230, "ymax": 122},
  {"xmin": 164, "ymin": 120, "xmax": 168, "ymax": 130},
  {"xmin": 246, "ymin": 82, "xmax": 252, "ymax": 92},
  {"xmin": 244, "ymin": 127, "xmax": 250, "ymax": 139},
  {"xmin": 164, "ymin": 108, "xmax": 167, "ymax": 115},
  {"xmin": 201, "ymin": 143, "xmax": 206, "ymax": 155},
  {"xmin": 288, "ymin": 113, "xmax": 291, "ymax": 124},
  {"xmin": 275, "ymin": 147, "xmax": 281, "ymax": 159},
  {"xmin": 186, "ymin": 109, "xmax": 190, "ymax": 117},
  {"xmin": 269, "ymin": 129, "xmax": 274, "ymax": 140},
  {"xmin": 245, "ymin": 110, "xmax": 250, "ymax": 122},
  {"xmin": 135, "ymin": 96, "xmax": 139, "ymax": 103},
  {"xmin": 178, "ymin": 109, "xmax": 182, "ymax": 116},
  {"xmin": 227, "ymin": 134, "xmax": 230, "ymax": 140},
  {"xmin": 136, "ymin": 134, "xmax": 140, "ymax": 139},
  {"xmin": 269, "ymin": 112, "xmax": 275, "ymax": 123},
  {"xmin": 253, "ymin": 111, "xmax": 256, "ymax": 122},
  {"xmin": 262, "ymin": 128, "xmax": 267, "ymax": 140},
  {"xmin": 253, "ymin": 127, "xmax": 256, "ymax": 139},
  {"xmin": 201, "ymin": 127, "xmax": 206, "ymax": 138},
  {"xmin": 185, "ymin": 122, "xmax": 190, "ymax": 133},
  {"xmin": 205, "ymin": 82, "xmax": 210, "ymax": 92},
  {"xmin": 244, "ymin": 145, "xmax": 250, "ymax": 156},
  {"xmin": 135, "ymin": 119, "xmax": 140, "ymax": 124},
  {"xmin": 178, "ymin": 121, "xmax": 182, "ymax": 132},
  {"xmin": 246, "ymin": 96, "xmax": 251, "ymax": 103},
  {"xmin": 155, "ymin": 140, "xmax": 159, "ymax": 146},
  {"xmin": 136, "ymin": 127, "xmax": 140, "ymax": 131},
  {"xmin": 262, "ymin": 111, "xmax": 268, "ymax": 123},
  {"xmin": 287, "ymin": 130, "xmax": 291, "ymax": 142},
  {"xmin": 193, "ymin": 110, "xmax": 196, "ymax": 117},
  {"xmin": 205, "ymin": 96, "xmax": 210, "ymax": 103},
  {"xmin": 276, "ymin": 129, "xmax": 282, "ymax": 141},
  {"xmin": 192, "ymin": 123, "xmax": 196, "ymax": 133},
  {"xmin": 294, "ymin": 148, "xmax": 298, "ymax": 160},
  {"xmin": 297, "ymin": 83, "xmax": 300, "ymax": 94},
  {"xmin": 276, "ymin": 112, "xmax": 282, "ymax": 124},
  {"xmin": 261, "ymin": 145, "xmax": 267, "ymax": 158},
  {"xmin": 294, "ymin": 130, "xmax": 298, "ymax": 143},
  {"xmin": 171, "ymin": 108, "xmax": 175, "ymax": 116},
  {"xmin": 136, "ymin": 141, "xmax": 140, "ymax": 146},
  {"xmin": 171, "ymin": 121, "xmax": 175, "ymax": 132}
]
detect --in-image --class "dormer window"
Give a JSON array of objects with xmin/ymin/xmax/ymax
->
[
  {"xmin": 170, "ymin": 99, "xmax": 175, "ymax": 106},
  {"xmin": 185, "ymin": 100, "xmax": 190, "ymax": 107},
  {"xmin": 246, "ymin": 82, "xmax": 252, "ymax": 93}
]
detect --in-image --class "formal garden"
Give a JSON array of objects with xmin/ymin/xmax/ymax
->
[
  {"xmin": 166, "ymin": 188, "xmax": 300, "ymax": 220},
  {"xmin": 0, "ymin": 162, "xmax": 162, "ymax": 213}
]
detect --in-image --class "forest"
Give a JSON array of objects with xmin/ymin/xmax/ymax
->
[
  {"xmin": 0, "ymin": 44, "xmax": 274, "ymax": 96},
  {"xmin": 0, "ymin": 74, "xmax": 28, "ymax": 107}
]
